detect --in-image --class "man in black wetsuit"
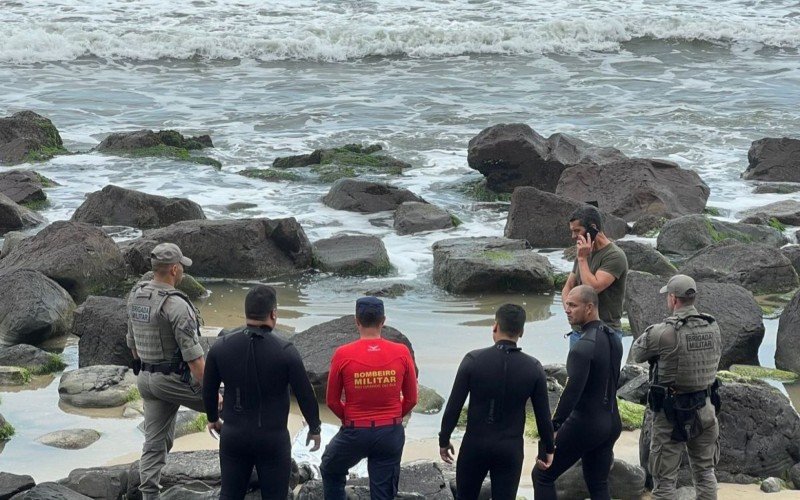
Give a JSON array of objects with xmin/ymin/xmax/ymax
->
[
  {"xmin": 533, "ymin": 285, "xmax": 623, "ymax": 500},
  {"xmin": 203, "ymin": 285, "xmax": 322, "ymax": 500},
  {"xmin": 438, "ymin": 304, "xmax": 555, "ymax": 500}
]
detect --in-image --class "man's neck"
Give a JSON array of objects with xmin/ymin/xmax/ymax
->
[
  {"xmin": 358, "ymin": 328, "xmax": 382, "ymax": 340},
  {"xmin": 246, "ymin": 320, "xmax": 275, "ymax": 329},
  {"xmin": 152, "ymin": 276, "xmax": 176, "ymax": 287},
  {"xmin": 592, "ymin": 233, "xmax": 611, "ymax": 252},
  {"xmin": 581, "ymin": 317, "xmax": 601, "ymax": 330}
]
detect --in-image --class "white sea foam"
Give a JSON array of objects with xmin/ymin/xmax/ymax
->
[{"xmin": 1, "ymin": 0, "xmax": 798, "ymax": 63}]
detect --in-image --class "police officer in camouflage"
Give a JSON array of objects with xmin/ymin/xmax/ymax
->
[
  {"xmin": 126, "ymin": 243, "xmax": 209, "ymax": 500},
  {"xmin": 631, "ymin": 275, "xmax": 722, "ymax": 500}
]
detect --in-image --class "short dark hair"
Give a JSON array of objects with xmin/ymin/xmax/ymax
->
[
  {"xmin": 573, "ymin": 285, "xmax": 599, "ymax": 308},
  {"xmin": 245, "ymin": 285, "xmax": 277, "ymax": 321},
  {"xmin": 495, "ymin": 304, "xmax": 526, "ymax": 336},
  {"xmin": 356, "ymin": 309, "xmax": 385, "ymax": 328},
  {"xmin": 569, "ymin": 206, "xmax": 603, "ymax": 231}
]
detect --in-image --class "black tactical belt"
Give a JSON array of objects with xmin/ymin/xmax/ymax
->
[{"xmin": 141, "ymin": 362, "xmax": 177, "ymax": 374}]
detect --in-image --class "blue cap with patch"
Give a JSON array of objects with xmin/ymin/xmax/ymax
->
[{"xmin": 356, "ymin": 296, "xmax": 384, "ymax": 316}]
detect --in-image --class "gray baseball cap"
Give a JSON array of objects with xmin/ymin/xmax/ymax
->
[
  {"xmin": 660, "ymin": 274, "xmax": 697, "ymax": 298},
  {"xmin": 150, "ymin": 243, "xmax": 192, "ymax": 267}
]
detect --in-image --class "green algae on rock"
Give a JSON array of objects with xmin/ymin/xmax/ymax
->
[
  {"xmin": 95, "ymin": 129, "xmax": 221, "ymax": 168},
  {"xmin": 272, "ymin": 143, "xmax": 410, "ymax": 181}
]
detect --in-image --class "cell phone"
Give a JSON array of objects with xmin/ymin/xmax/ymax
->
[
  {"xmin": 209, "ymin": 427, "xmax": 219, "ymax": 440},
  {"xmin": 586, "ymin": 225, "xmax": 599, "ymax": 241}
]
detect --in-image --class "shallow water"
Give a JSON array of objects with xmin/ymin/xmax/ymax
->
[{"xmin": 1, "ymin": 0, "xmax": 799, "ymax": 484}]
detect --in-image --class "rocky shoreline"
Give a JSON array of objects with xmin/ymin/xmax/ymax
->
[{"xmin": 1, "ymin": 111, "xmax": 800, "ymax": 497}]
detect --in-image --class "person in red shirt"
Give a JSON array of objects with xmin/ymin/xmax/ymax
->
[{"xmin": 321, "ymin": 296, "xmax": 418, "ymax": 500}]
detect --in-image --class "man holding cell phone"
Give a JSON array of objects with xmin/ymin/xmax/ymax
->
[{"xmin": 561, "ymin": 206, "xmax": 628, "ymax": 347}]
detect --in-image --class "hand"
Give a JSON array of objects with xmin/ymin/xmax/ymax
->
[
  {"xmin": 207, "ymin": 419, "xmax": 222, "ymax": 437},
  {"xmin": 306, "ymin": 433, "xmax": 321, "ymax": 452},
  {"xmin": 439, "ymin": 443, "xmax": 455, "ymax": 464},
  {"xmin": 536, "ymin": 452, "xmax": 554, "ymax": 470},
  {"xmin": 576, "ymin": 233, "xmax": 592, "ymax": 260}
]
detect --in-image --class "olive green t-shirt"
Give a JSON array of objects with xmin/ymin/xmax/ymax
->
[{"xmin": 572, "ymin": 242, "xmax": 628, "ymax": 329}]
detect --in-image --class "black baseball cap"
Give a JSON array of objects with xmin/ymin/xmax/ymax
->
[{"xmin": 356, "ymin": 296, "xmax": 384, "ymax": 316}]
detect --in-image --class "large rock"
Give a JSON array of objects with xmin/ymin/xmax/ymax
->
[
  {"xmin": 349, "ymin": 461, "xmax": 453, "ymax": 500},
  {"xmin": 292, "ymin": 315, "xmax": 415, "ymax": 398},
  {"xmin": 679, "ymin": 240, "xmax": 798, "ymax": 294},
  {"xmin": 781, "ymin": 245, "xmax": 800, "ymax": 276},
  {"xmin": 718, "ymin": 380, "xmax": 799, "ymax": 479},
  {"xmin": 120, "ymin": 218, "xmax": 312, "ymax": 279},
  {"xmin": 790, "ymin": 463, "xmax": 800, "ymax": 489},
  {"xmin": 657, "ymin": 215, "xmax": 786, "ymax": 257},
  {"xmin": 0, "ymin": 472, "xmax": 35, "ymax": 499},
  {"xmin": 0, "ymin": 111, "xmax": 65, "ymax": 165},
  {"xmin": 742, "ymin": 137, "xmax": 800, "ymax": 182},
  {"xmin": 554, "ymin": 458, "xmax": 645, "ymax": 500},
  {"xmin": 432, "ymin": 237, "xmax": 553, "ymax": 294},
  {"xmin": 322, "ymin": 179, "xmax": 425, "ymax": 213},
  {"xmin": 58, "ymin": 366, "xmax": 136, "ymax": 408},
  {"xmin": 625, "ymin": 271, "xmax": 764, "ymax": 368},
  {"xmin": 36, "ymin": 429, "xmax": 100, "ymax": 450},
  {"xmin": 0, "ymin": 193, "xmax": 45, "ymax": 235},
  {"xmin": 0, "ymin": 170, "xmax": 48, "ymax": 205},
  {"xmin": 96, "ymin": 130, "xmax": 212, "ymax": 152},
  {"xmin": 59, "ymin": 466, "xmax": 129, "ymax": 500},
  {"xmin": 467, "ymin": 124, "xmax": 625, "ymax": 193},
  {"xmin": 0, "ymin": 269, "xmax": 75, "ymax": 347},
  {"xmin": 415, "ymin": 385, "xmax": 445, "ymax": 415},
  {"xmin": 776, "ymin": 289, "xmax": 800, "ymax": 374},
  {"xmin": 0, "ymin": 367, "xmax": 27, "ymax": 385},
  {"xmin": 1, "ymin": 231, "xmax": 27, "ymax": 257},
  {"xmin": 394, "ymin": 202, "xmax": 454, "ymax": 235},
  {"xmin": 740, "ymin": 200, "xmax": 800, "ymax": 226},
  {"xmin": 11, "ymin": 482, "xmax": 91, "ymax": 500},
  {"xmin": 556, "ymin": 159, "xmax": 710, "ymax": 221},
  {"xmin": 617, "ymin": 373, "xmax": 650, "ymax": 405},
  {"xmin": 71, "ymin": 185, "xmax": 206, "ymax": 229},
  {"xmin": 72, "ymin": 296, "xmax": 130, "ymax": 368},
  {"xmin": 312, "ymin": 234, "xmax": 391, "ymax": 276},
  {"xmin": 616, "ymin": 240, "xmax": 676, "ymax": 277},
  {"xmin": 618, "ymin": 363, "xmax": 648, "ymax": 388},
  {"xmin": 503, "ymin": 187, "xmax": 627, "ymax": 248},
  {"xmin": 0, "ymin": 221, "xmax": 127, "ymax": 302}
]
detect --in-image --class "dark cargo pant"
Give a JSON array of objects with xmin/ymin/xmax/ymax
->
[
  {"xmin": 137, "ymin": 371, "xmax": 205, "ymax": 500},
  {"xmin": 649, "ymin": 399, "xmax": 719, "ymax": 500}
]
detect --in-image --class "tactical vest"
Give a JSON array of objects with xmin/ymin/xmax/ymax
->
[
  {"xmin": 658, "ymin": 314, "xmax": 721, "ymax": 393},
  {"xmin": 128, "ymin": 282, "xmax": 197, "ymax": 364}
]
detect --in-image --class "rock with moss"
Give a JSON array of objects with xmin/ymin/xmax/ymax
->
[
  {"xmin": 753, "ymin": 183, "xmax": 800, "ymax": 195},
  {"xmin": 0, "ymin": 193, "xmax": 46, "ymax": 235},
  {"xmin": 394, "ymin": 202, "xmax": 454, "ymax": 235},
  {"xmin": 740, "ymin": 200, "xmax": 800, "ymax": 226},
  {"xmin": 616, "ymin": 240, "xmax": 676, "ymax": 278},
  {"xmin": 625, "ymin": 271, "xmax": 764, "ymax": 369},
  {"xmin": 0, "ymin": 111, "xmax": 67, "ymax": 165},
  {"xmin": 0, "ymin": 170, "xmax": 50, "ymax": 206},
  {"xmin": 238, "ymin": 168, "xmax": 303, "ymax": 182},
  {"xmin": 72, "ymin": 185, "xmax": 206, "ymax": 229},
  {"xmin": 95, "ymin": 129, "xmax": 220, "ymax": 168},
  {"xmin": 0, "ymin": 344, "xmax": 65, "ymax": 374},
  {"xmin": 657, "ymin": 215, "xmax": 786, "ymax": 257},
  {"xmin": 36, "ymin": 428, "xmax": 100, "ymax": 450},
  {"xmin": 273, "ymin": 144, "xmax": 410, "ymax": 181},
  {"xmin": 458, "ymin": 178, "xmax": 512, "ymax": 202},
  {"xmin": 58, "ymin": 365, "xmax": 137, "ymax": 408},
  {"xmin": 729, "ymin": 364, "xmax": 798, "ymax": 382},
  {"xmin": 312, "ymin": 234, "xmax": 391, "ymax": 276},
  {"xmin": 323, "ymin": 179, "xmax": 425, "ymax": 214},
  {"xmin": 0, "ymin": 413, "xmax": 14, "ymax": 440},
  {"xmin": 631, "ymin": 214, "xmax": 667, "ymax": 236},
  {"xmin": 0, "ymin": 366, "xmax": 29, "ymax": 385},
  {"xmin": 617, "ymin": 398, "xmax": 646, "ymax": 430},
  {"xmin": 433, "ymin": 237, "xmax": 554, "ymax": 294},
  {"xmin": 414, "ymin": 385, "xmax": 445, "ymax": 415},
  {"xmin": 363, "ymin": 283, "xmax": 412, "ymax": 298},
  {"xmin": 0, "ymin": 269, "xmax": 75, "ymax": 347},
  {"xmin": 679, "ymin": 240, "xmax": 798, "ymax": 294},
  {"xmin": 0, "ymin": 221, "xmax": 127, "ymax": 302}
]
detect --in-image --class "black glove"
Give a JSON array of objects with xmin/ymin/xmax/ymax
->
[{"xmin": 132, "ymin": 358, "xmax": 141, "ymax": 376}]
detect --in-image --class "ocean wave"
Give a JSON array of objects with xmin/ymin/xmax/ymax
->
[{"xmin": 1, "ymin": 11, "xmax": 798, "ymax": 63}]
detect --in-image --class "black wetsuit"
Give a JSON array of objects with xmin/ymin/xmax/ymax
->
[
  {"xmin": 203, "ymin": 326, "xmax": 321, "ymax": 500},
  {"xmin": 533, "ymin": 320, "xmax": 623, "ymax": 500},
  {"xmin": 439, "ymin": 340, "xmax": 555, "ymax": 500}
]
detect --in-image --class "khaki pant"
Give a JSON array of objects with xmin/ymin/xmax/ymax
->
[
  {"xmin": 649, "ymin": 398, "xmax": 720, "ymax": 500},
  {"xmin": 137, "ymin": 371, "xmax": 205, "ymax": 500}
]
